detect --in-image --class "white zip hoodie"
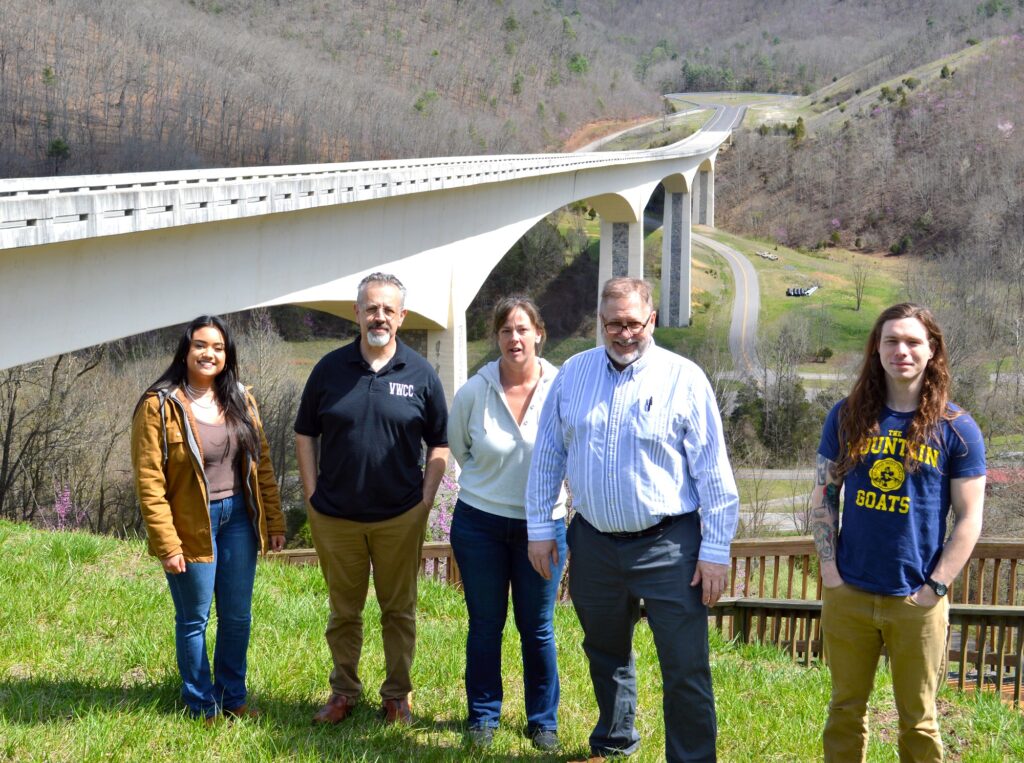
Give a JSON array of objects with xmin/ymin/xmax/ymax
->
[{"xmin": 448, "ymin": 357, "xmax": 567, "ymax": 520}]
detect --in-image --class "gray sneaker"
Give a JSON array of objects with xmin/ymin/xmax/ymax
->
[
  {"xmin": 530, "ymin": 728, "xmax": 559, "ymax": 752},
  {"xmin": 467, "ymin": 725, "xmax": 495, "ymax": 748}
]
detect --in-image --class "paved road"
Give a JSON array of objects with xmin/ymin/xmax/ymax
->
[
  {"xmin": 692, "ymin": 232, "xmax": 760, "ymax": 375},
  {"xmin": 697, "ymin": 104, "xmax": 747, "ymax": 132},
  {"xmin": 736, "ymin": 468, "xmax": 814, "ymax": 481},
  {"xmin": 575, "ymin": 108, "xmax": 703, "ymax": 153},
  {"xmin": 576, "ymin": 103, "xmax": 746, "ymax": 153},
  {"xmin": 573, "ymin": 99, "xmax": 758, "ymax": 376}
]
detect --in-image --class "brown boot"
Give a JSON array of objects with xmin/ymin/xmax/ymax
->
[
  {"xmin": 224, "ymin": 704, "xmax": 260, "ymax": 721},
  {"xmin": 312, "ymin": 694, "xmax": 356, "ymax": 725},
  {"xmin": 381, "ymin": 695, "xmax": 413, "ymax": 725}
]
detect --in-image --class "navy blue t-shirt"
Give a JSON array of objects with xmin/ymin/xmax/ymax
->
[
  {"xmin": 818, "ymin": 401, "xmax": 986, "ymax": 596},
  {"xmin": 294, "ymin": 339, "xmax": 448, "ymax": 522}
]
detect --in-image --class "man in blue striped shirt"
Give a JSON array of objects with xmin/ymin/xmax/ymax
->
[{"xmin": 526, "ymin": 277, "xmax": 739, "ymax": 763}]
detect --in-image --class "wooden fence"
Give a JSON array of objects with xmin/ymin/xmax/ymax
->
[
  {"xmin": 719, "ymin": 537, "xmax": 1024, "ymax": 705},
  {"xmin": 271, "ymin": 536, "xmax": 1024, "ymax": 705},
  {"xmin": 272, "ymin": 542, "xmax": 460, "ymax": 584}
]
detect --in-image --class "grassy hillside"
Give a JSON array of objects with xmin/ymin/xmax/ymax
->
[
  {"xmin": 2, "ymin": 519, "xmax": 1023, "ymax": 761},
  {"xmin": 702, "ymin": 230, "xmax": 908, "ymax": 363}
]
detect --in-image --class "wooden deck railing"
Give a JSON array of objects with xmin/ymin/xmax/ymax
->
[
  {"xmin": 270, "ymin": 536, "xmax": 1024, "ymax": 704},
  {"xmin": 718, "ymin": 537, "xmax": 1024, "ymax": 705},
  {"xmin": 270, "ymin": 542, "xmax": 461, "ymax": 585}
]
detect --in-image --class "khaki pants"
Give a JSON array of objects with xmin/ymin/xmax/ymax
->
[
  {"xmin": 821, "ymin": 582, "xmax": 950, "ymax": 763},
  {"xmin": 308, "ymin": 502, "xmax": 429, "ymax": 700}
]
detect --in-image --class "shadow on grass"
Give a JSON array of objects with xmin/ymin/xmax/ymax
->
[
  {"xmin": 264, "ymin": 700, "xmax": 585, "ymax": 762},
  {"xmin": 0, "ymin": 676, "xmax": 181, "ymax": 722},
  {"xmin": 0, "ymin": 679, "xmax": 585, "ymax": 761}
]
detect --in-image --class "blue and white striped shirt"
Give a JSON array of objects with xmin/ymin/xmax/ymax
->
[{"xmin": 525, "ymin": 341, "xmax": 739, "ymax": 565}]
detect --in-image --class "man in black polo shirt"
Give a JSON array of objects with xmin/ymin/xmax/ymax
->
[{"xmin": 295, "ymin": 272, "xmax": 449, "ymax": 726}]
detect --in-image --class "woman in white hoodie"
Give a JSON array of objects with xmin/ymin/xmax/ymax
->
[{"xmin": 448, "ymin": 296, "xmax": 567, "ymax": 751}]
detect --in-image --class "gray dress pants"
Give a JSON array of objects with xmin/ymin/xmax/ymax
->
[{"xmin": 567, "ymin": 511, "xmax": 717, "ymax": 763}]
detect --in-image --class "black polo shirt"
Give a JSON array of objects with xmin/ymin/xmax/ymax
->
[{"xmin": 294, "ymin": 339, "xmax": 448, "ymax": 522}]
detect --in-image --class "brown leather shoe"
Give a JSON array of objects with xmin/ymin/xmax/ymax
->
[
  {"xmin": 224, "ymin": 704, "xmax": 260, "ymax": 721},
  {"xmin": 381, "ymin": 696, "xmax": 413, "ymax": 725},
  {"xmin": 312, "ymin": 694, "xmax": 356, "ymax": 725}
]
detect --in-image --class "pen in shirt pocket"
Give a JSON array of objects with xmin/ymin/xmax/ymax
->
[{"xmin": 644, "ymin": 397, "xmax": 653, "ymax": 412}]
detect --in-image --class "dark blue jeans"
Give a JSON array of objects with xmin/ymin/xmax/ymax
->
[
  {"xmin": 164, "ymin": 493, "xmax": 258, "ymax": 718},
  {"xmin": 450, "ymin": 500, "xmax": 567, "ymax": 732}
]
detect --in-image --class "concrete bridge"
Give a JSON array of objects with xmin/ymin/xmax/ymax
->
[{"xmin": 0, "ymin": 107, "xmax": 741, "ymax": 396}]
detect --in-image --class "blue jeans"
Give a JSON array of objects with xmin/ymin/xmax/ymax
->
[
  {"xmin": 164, "ymin": 493, "xmax": 258, "ymax": 718},
  {"xmin": 450, "ymin": 500, "xmax": 566, "ymax": 732}
]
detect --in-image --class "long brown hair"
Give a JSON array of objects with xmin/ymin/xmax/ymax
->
[{"xmin": 837, "ymin": 303, "xmax": 955, "ymax": 478}]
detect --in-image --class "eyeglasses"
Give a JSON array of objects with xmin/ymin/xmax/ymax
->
[
  {"xmin": 602, "ymin": 313, "xmax": 654, "ymax": 335},
  {"xmin": 360, "ymin": 304, "xmax": 399, "ymax": 320}
]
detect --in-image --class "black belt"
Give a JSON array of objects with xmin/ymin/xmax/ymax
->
[{"xmin": 581, "ymin": 512, "xmax": 685, "ymax": 539}]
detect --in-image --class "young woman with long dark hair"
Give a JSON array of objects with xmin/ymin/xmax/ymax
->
[{"xmin": 131, "ymin": 315, "xmax": 285, "ymax": 722}]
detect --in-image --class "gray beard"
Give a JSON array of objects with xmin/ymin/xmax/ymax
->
[
  {"xmin": 604, "ymin": 336, "xmax": 649, "ymax": 367},
  {"xmin": 366, "ymin": 330, "xmax": 390, "ymax": 347}
]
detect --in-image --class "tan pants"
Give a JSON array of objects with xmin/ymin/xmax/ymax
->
[
  {"xmin": 307, "ymin": 502, "xmax": 429, "ymax": 700},
  {"xmin": 821, "ymin": 582, "xmax": 950, "ymax": 763}
]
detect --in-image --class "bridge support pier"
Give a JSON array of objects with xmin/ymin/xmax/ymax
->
[
  {"xmin": 426, "ymin": 302, "xmax": 467, "ymax": 406},
  {"xmin": 597, "ymin": 219, "xmax": 644, "ymax": 343},
  {"xmin": 660, "ymin": 191, "xmax": 691, "ymax": 327},
  {"xmin": 598, "ymin": 219, "xmax": 644, "ymax": 282},
  {"xmin": 704, "ymin": 169, "xmax": 715, "ymax": 227},
  {"xmin": 693, "ymin": 169, "xmax": 715, "ymax": 227}
]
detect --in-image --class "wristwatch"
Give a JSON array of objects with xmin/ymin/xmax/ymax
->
[{"xmin": 925, "ymin": 577, "xmax": 948, "ymax": 597}]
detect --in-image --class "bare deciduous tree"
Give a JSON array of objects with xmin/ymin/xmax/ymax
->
[{"xmin": 851, "ymin": 261, "xmax": 870, "ymax": 312}]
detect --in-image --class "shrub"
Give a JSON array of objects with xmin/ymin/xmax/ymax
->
[
  {"xmin": 889, "ymin": 234, "xmax": 912, "ymax": 255},
  {"xmin": 567, "ymin": 53, "xmax": 589, "ymax": 75},
  {"xmin": 46, "ymin": 137, "xmax": 70, "ymax": 173},
  {"xmin": 413, "ymin": 90, "xmax": 438, "ymax": 114}
]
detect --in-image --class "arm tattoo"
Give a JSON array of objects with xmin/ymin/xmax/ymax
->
[
  {"xmin": 810, "ymin": 456, "xmax": 840, "ymax": 564},
  {"xmin": 815, "ymin": 453, "xmax": 828, "ymax": 485}
]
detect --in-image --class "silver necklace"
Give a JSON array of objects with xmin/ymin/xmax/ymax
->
[{"xmin": 184, "ymin": 382, "xmax": 218, "ymax": 410}]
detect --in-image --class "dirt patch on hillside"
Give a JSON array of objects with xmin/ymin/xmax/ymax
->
[{"xmin": 562, "ymin": 116, "xmax": 654, "ymax": 152}]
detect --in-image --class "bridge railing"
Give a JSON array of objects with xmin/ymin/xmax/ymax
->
[{"xmin": 271, "ymin": 536, "xmax": 1024, "ymax": 704}]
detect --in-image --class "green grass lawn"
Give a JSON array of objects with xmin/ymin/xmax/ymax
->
[
  {"xmin": 282, "ymin": 338, "xmax": 346, "ymax": 385},
  {"xmin": 736, "ymin": 478, "xmax": 810, "ymax": 506},
  {"xmin": 2, "ymin": 520, "xmax": 1022, "ymax": 761},
  {"xmin": 700, "ymin": 229, "xmax": 908, "ymax": 365}
]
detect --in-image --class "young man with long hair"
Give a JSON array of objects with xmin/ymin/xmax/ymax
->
[{"xmin": 810, "ymin": 303, "xmax": 986, "ymax": 762}]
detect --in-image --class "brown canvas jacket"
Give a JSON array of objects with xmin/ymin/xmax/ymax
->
[{"xmin": 131, "ymin": 386, "xmax": 285, "ymax": 562}]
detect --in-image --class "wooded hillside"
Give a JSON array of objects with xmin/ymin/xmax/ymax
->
[
  {"xmin": 717, "ymin": 35, "xmax": 1024, "ymax": 420},
  {"xmin": 0, "ymin": 0, "xmax": 659, "ymax": 176},
  {"xmin": 3, "ymin": 0, "xmax": 1019, "ymax": 177}
]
